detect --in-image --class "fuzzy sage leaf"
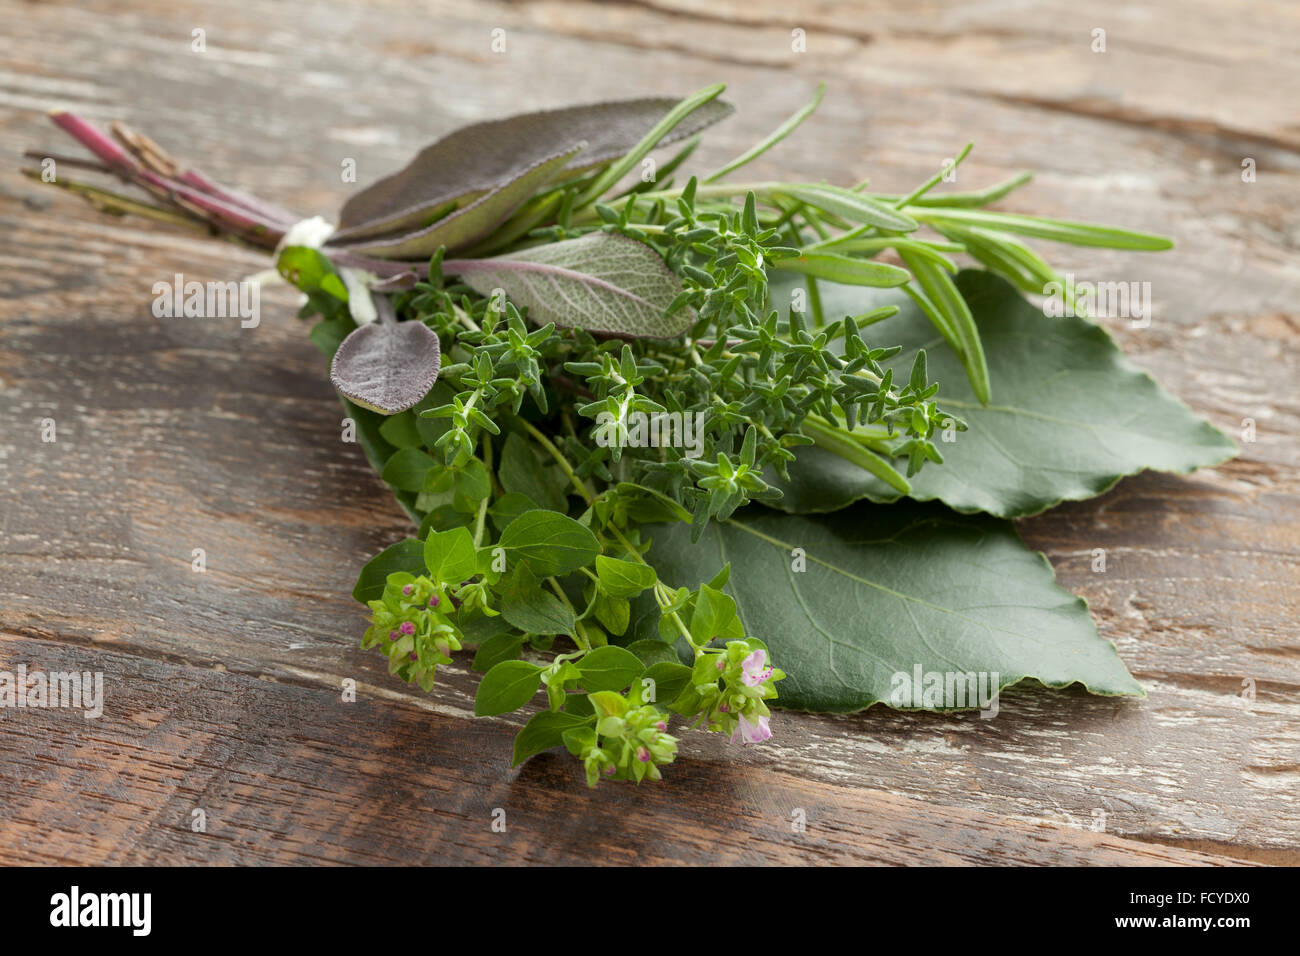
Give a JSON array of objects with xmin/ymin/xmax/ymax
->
[
  {"xmin": 331, "ymin": 145, "xmax": 582, "ymax": 259},
  {"xmin": 329, "ymin": 295, "xmax": 441, "ymax": 415},
  {"xmin": 447, "ymin": 232, "xmax": 693, "ymax": 338},
  {"xmin": 336, "ymin": 96, "xmax": 734, "ymax": 240}
]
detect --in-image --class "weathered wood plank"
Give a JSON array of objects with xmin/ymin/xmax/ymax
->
[
  {"xmin": 0, "ymin": 0, "xmax": 1296, "ymax": 864},
  {"xmin": 0, "ymin": 633, "xmax": 1249, "ymax": 865}
]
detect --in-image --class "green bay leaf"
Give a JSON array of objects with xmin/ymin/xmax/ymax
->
[
  {"xmin": 642, "ymin": 504, "xmax": 1144, "ymax": 712},
  {"xmin": 771, "ymin": 270, "xmax": 1236, "ymax": 517}
]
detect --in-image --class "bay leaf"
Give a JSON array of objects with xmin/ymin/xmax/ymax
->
[
  {"xmin": 770, "ymin": 270, "xmax": 1236, "ymax": 517},
  {"xmin": 641, "ymin": 504, "xmax": 1144, "ymax": 712}
]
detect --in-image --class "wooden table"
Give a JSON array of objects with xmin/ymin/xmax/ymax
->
[{"xmin": 2, "ymin": 0, "xmax": 1296, "ymax": 866}]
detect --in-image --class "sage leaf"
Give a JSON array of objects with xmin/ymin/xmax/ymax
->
[
  {"xmin": 771, "ymin": 270, "xmax": 1237, "ymax": 517},
  {"xmin": 331, "ymin": 146, "xmax": 581, "ymax": 259},
  {"xmin": 574, "ymin": 83, "xmax": 726, "ymax": 206},
  {"xmin": 642, "ymin": 504, "xmax": 1144, "ymax": 712},
  {"xmin": 329, "ymin": 296, "xmax": 441, "ymax": 415},
  {"xmin": 447, "ymin": 232, "xmax": 693, "ymax": 338},
  {"xmin": 336, "ymin": 96, "xmax": 734, "ymax": 239},
  {"xmin": 310, "ymin": 317, "xmax": 422, "ymax": 522}
]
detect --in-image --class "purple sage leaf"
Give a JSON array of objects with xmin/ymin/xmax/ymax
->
[
  {"xmin": 334, "ymin": 97, "xmax": 733, "ymax": 241},
  {"xmin": 330, "ymin": 145, "xmax": 582, "ymax": 260},
  {"xmin": 330, "ymin": 296, "xmax": 441, "ymax": 414}
]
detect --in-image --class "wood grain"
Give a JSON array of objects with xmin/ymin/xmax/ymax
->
[{"xmin": 0, "ymin": 0, "xmax": 1296, "ymax": 865}]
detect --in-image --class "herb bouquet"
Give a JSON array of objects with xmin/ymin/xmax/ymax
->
[{"xmin": 31, "ymin": 83, "xmax": 1235, "ymax": 786}]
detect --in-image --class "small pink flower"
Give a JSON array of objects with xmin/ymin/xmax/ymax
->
[
  {"xmin": 399, "ymin": 621, "xmax": 415, "ymax": 636},
  {"xmin": 402, "ymin": 584, "xmax": 414, "ymax": 597},
  {"xmin": 409, "ymin": 651, "xmax": 417, "ymax": 661},
  {"xmin": 740, "ymin": 649, "xmax": 773, "ymax": 687},
  {"xmin": 388, "ymin": 630, "xmax": 398, "ymax": 641},
  {"xmin": 655, "ymin": 721, "xmax": 667, "ymax": 732},
  {"xmin": 730, "ymin": 713, "xmax": 772, "ymax": 746},
  {"xmin": 716, "ymin": 658, "xmax": 726, "ymax": 671},
  {"xmin": 428, "ymin": 595, "xmax": 440, "ymax": 608},
  {"xmin": 637, "ymin": 746, "xmax": 651, "ymax": 763}
]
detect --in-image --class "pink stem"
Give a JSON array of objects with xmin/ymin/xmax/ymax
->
[
  {"xmin": 49, "ymin": 111, "xmax": 286, "ymax": 244},
  {"xmin": 176, "ymin": 168, "xmax": 298, "ymax": 227},
  {"xmin": 328, "ymin": 250, "xmax": 419, "ymax": 285}
]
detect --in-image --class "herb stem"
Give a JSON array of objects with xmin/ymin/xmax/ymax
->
[
  {"xmin": 473, "ymin": 440, "xmax": 493, "ymax": 547},
  {"xmin": 518, "ymin": 415, "xmax": 701, "ymax": 657},
  {"xmin": 451, "ymin": 302, "xmax": 480, "ymax": 333},
  {"xmin": 515, "ymin": 418, "xmax": 596, "ymax": 505},
  {"xmin": 803, "ymin": 417, "xmax": 911, "ymax": 494},
  {"xmin": 547, "ymin": 577, "xmax": 590, "ymax": 651}
]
